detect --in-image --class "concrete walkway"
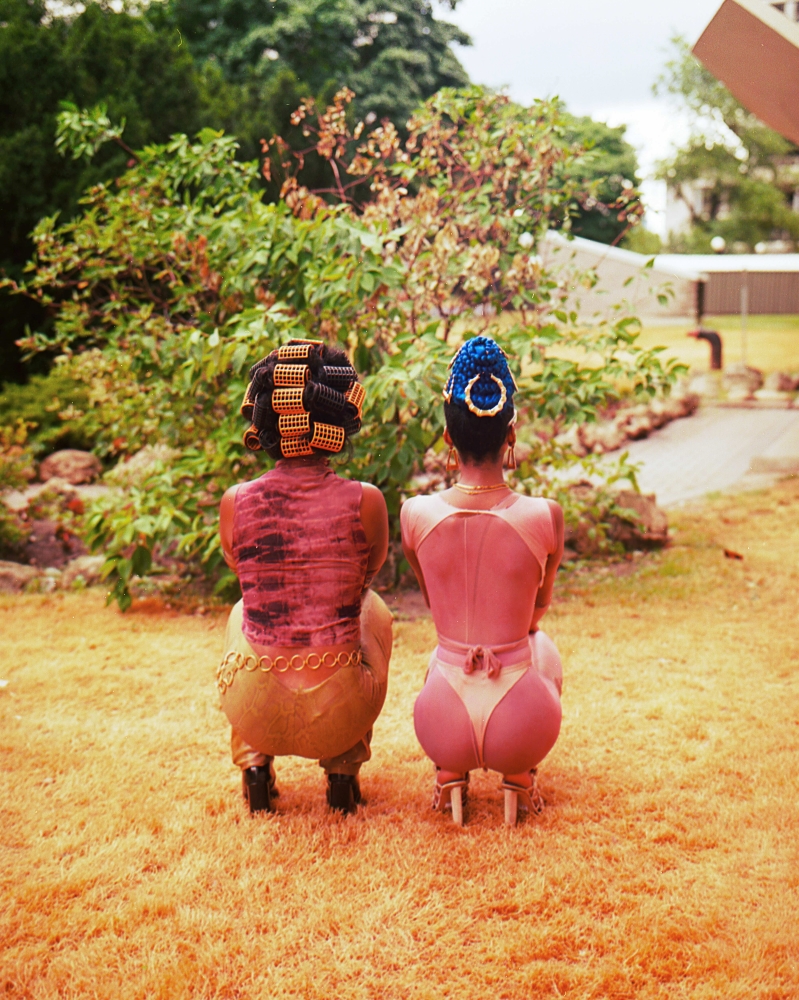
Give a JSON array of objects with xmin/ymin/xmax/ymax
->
[{"xmin": 621, "ymin": 405, "xmax": 799, "ymax": 508}]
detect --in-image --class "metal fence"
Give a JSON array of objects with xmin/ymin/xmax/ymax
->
[{"xmin": 704, "ymin": 271, "xmax": 799, "ymax": 314}]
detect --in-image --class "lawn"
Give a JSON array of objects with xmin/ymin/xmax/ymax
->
[
  {"xmin": 638, "ymin": 314, "xmax": 799, "ymax": 375},
  {"xmin": 1, "ymin": 479, "xmax": 798, "ymax": 999}
]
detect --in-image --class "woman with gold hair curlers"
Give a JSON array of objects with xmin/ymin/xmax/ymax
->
[
  {"xmin": 217, "ymin": 340, "xmax": 393, "ymax": 815},
  {"xmin": 401, "ymin": 336, "xmax": 564, "ymax": 827}
]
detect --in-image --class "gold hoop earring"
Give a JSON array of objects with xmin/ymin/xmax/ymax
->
[
  {"xmin": 447, "ymin": 447, "xmax": 459, "ymax": 473},
  {"xmin": 506, "ymin": 445, "xmax": 517, "ymax": 471}
]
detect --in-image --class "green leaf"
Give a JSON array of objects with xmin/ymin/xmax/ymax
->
[{"xmin": 131, "ymin": 545, "xmax": 152, "ymax": 577}]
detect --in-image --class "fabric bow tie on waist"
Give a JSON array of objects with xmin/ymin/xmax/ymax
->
[{"xmin": 464, "ymin": 645, "xmax": 502, "ymax": 678}]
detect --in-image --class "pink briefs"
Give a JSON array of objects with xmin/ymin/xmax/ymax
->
[{"xmin": 413, "ymin": 631, "xmax": 562, "ymax": 776}]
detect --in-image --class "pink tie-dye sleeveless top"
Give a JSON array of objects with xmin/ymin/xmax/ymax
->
[{"xmin": 233, "ymin": 461, "xmax": 369, "ymax": 648}]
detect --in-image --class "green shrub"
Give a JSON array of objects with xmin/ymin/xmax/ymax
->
[
  {"xmin": 0, "ymin": 369, "xmax": 93, "ymax": 454},
  {"xmin": 6, "ymin": 88, "xmax": 683, "ymax": 608}
]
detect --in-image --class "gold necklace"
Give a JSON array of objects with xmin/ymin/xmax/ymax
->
[{"xmin": 454, "ymin": 481, "xmax": 509, "ymax": 495}]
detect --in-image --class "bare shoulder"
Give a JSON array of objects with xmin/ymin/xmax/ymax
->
[
  {"xmin": 221, "ymin": 478, "xmax": 259, "ymax": 508},
  {"xmin": 221, "ymin": 483, "xmax": 243, "ymax": 506},
  {"xmin": 512, "ymin": 495, "xmax": 563, "ymax": 547},
  {"xmin": 400, "ymin": 491, "xmax": 437, "ymax": 524},
  {"xmin": 545, "ymin": 498, "xmax": 564, "ymax": 528},
  {"xmin": 512, "ymin": 493, "xmax": 558, "ymax": 516},
  {"xmin": 360, "ymin": 481, "xmax": 387, "ymax": 513},
  {"xmin": 400, "ymin": 492, "xmax": 418, "ymax": 517}
]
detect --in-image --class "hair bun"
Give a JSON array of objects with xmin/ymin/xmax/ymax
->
[{"xmin": 444, "ymin": 336, "xmax": 516, "ymax": 417}]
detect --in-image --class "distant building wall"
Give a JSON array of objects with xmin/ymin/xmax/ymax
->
[
  {"xmin": 657, "ymin": 253, "xmax": 799, "ymax": 314},
  {"xmin": 542, "ymin": 234, "xmax": 703, "ymax": 321},
  {"xmin": 705, "ymin": 271, "xmax": 799, "ymax": 313}
]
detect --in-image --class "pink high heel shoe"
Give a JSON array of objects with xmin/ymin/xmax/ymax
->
[
  {"xmin": 501, "ymin": 768, "xmax": 544, "ymax": 826},
  {"xmin": 432, "ymin": 769, "xmax": 470, "ymax": 826}
]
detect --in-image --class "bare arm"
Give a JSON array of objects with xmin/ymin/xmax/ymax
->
[
  {"xmin": 530, "ymin": 499, "xmax": 564, "ymax": 632},
  {"xmin": 400, "ymin": 499, "xmax": 430, "ymax": 607},
  {"xmin": 360, "ymin": 483, "xmax": 389, "ymax": 591},
  {"xmin": 219, "ymin": 485, "xmax": 241, "ymax": 572}
]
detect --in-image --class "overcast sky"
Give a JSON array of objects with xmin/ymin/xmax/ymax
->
[{"xmin": 445, "ymin": 0, "xmax": 727, "ymax": 232}]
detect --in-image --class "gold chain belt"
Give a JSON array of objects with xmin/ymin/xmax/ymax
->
[{"xmin": 216, "ymin": 648, "xmax": 363, "ymax": 695}]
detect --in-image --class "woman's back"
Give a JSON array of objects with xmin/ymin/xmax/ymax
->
[
  {"xmin": 401, "ymin": 491, "xmax": 555, "ymax": 647},
  {"xmin": 234, "ymin": 460, "xmax": 368, "ymax": 648}
]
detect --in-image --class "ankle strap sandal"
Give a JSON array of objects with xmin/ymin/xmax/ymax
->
[
  {"xmin": 432, "ymin": 770, "xmax": 470, "ymax": 827},
  {"xmin": 501, "ymin": 768, "xmax": 544, "ymax": 826}
]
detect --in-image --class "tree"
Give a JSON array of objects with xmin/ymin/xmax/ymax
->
[
  {"xmin": 155, "ymin": 0, "xmax": 471, "ymax": 129},
  {"xmin": 0, "ymin": 0, "xmax": 468, "ymax": 384},
  {"xmin": 563, "ymin": 115, "xmax": 641, "ymax": 245},
  {"xmin": 654, "ymin": 36, "xmax": 799, "ymax": 252},
  {"xmin": 6, "ymin": 88, "xmax": 680, "ymax": 607},
  {"xmin": 0, "ymin": 0, "xmax": 256, "ymax": 383}
]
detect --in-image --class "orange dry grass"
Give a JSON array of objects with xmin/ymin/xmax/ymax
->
[{"xmin": 1, "ymin": 482, "xmax": 798, "ymax": 1000}]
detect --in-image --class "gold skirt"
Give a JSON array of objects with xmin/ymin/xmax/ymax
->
[{"xmin": 217, "ymin": 590, "xmax": 392, "ymax": 760}]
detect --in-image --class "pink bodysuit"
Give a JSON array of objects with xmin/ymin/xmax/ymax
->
[{"xmin": 401, "ymin": 491, "xmax": 563, "ymax": 776}]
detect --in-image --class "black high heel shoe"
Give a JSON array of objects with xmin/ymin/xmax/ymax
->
[
  {"xmin": 242, "ymin": 763, "xmax": 278, "ymax": 814},
  {"xmin": 326, "ymin": 773, "xmax": 362, "ymax": 814}
]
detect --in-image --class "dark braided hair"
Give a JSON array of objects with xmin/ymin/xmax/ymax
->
[
  {"xmin": 443, "ymin": 336, "xmax": 516, "ymax": 463},
  {"xmin": 241, "ymin": 341, "xmax": 363, "ymax": 460}
]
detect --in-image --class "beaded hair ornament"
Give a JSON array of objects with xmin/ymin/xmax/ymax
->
[
  {"xmin": 443, "ymin": 336, "xmax": 517, "ymax": 417},
  {"xmin": 240, "ymin": 340, "xmax": 365, "ymax": 457}
]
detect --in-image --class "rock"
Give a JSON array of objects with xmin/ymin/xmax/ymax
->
[
  {"xmin": 60, "ymin": 555, "xmax": 105, "ymax": 589},
  {"xmin": 73, "ymin": 483, "xmax": 111, "ymax": 503},
  {"xmin": 33, "ymin": 476, "xmax": 78, "ymax": 499},
  {"xmin": 0, "ymin": 560, "xmax": 40, "ymax": 593},
  {"xmin": 0, "ymin": 478, "xmax": 80, "ymax": 515},
  {"xmin": 23, "ymin": 518, "xmax": 86, "ymax": 569},
  {"xmin": 579, "ymin": 421, "xmax": 627, "ymax": 454},
  {"xmin": 658, "ymin": 392, "xmax": 700, "ymax": 421},
  {"xmin": 1, "ymin": 489, "xmax": 30, "ymax": 514},
  {"xmin": 41, "ymin": 568, "xmax": 62, "ymax": 593},
  {"xmin": 723, "ymin": 364, "xmax": 763, "ymax": 399},
  {"xmin": 106, "ymin": 445, "xmax": 177, "ymax": 488},
  {"xmin": 615, "ymin": 405, "xmax": 654, "ymax": 440},
  {"xmin": 763, "ymin": 371, "xmax": 796, "ymax": 393},
  {"xmin": 753, "ymin": 389, "xmax": 792, "ymax": 403},
  {"xmin": 688, "ymin": 372, "xmax": 723, "ymax": 399},
  {"xmin": 669, "ymin": 392, "xmax": 700, "ymax": 418},
  {"xmin": 609, "ymin": 490, "xmax": 669, "ymax": 548},
  {"xmin": 555, "ymin": 424, "xmax": 588, "ymax": 458},
  {"xmin": 39, "ymin": 450, "xmax": 102, "ymax": 485},
  {"xmin": 646, "ymin": 399, "xmax": 671, "ymax": 429}
]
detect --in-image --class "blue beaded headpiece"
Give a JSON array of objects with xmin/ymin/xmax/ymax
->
[{"xmin": 443, "ymin": 336, "xmax": 517, "ymax": 417}]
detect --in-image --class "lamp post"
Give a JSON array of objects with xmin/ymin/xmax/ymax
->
[{"xmin": 740, "ymin": 267, "xmax": 749, "ymax": 366}]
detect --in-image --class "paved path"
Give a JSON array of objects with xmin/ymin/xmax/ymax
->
[{"xmin": 621, "ymin": 406, "xmax": 799, "ymax": 508}]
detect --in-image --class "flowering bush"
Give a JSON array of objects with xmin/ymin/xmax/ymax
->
[{"xmin": 6, "ymin": 87, "xmax": 681, "ymax": 608}]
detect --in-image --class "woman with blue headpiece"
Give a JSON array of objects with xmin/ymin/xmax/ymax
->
[{"xmin": 400, "ymin": 336, "xmax": 564, "ymax": 826}]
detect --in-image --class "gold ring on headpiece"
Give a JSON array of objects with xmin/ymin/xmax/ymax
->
[{"xmin": 464, "ymin": 374, "xmax": 507, "ymax": 417}]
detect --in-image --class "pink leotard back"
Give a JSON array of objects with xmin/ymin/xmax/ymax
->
[
  {"xmin": 401, "ymin": 491, "xmax": 555, "ymax": 648},
  {"xmin": 402, "ymin": 491, "xmax": 562, "ymax": 774},
  {"xmin": 233, "ymin": 461, "xmax": 368, "ymax": 648}
]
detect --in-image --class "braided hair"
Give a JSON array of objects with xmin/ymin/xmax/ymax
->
[
  {"xmin": 240, "ymin": 340, "xmax": 364, "ymax": 460},
  {"xmin": 443, "ymin": 336, "xmax": 516, "ymax": 463}
]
